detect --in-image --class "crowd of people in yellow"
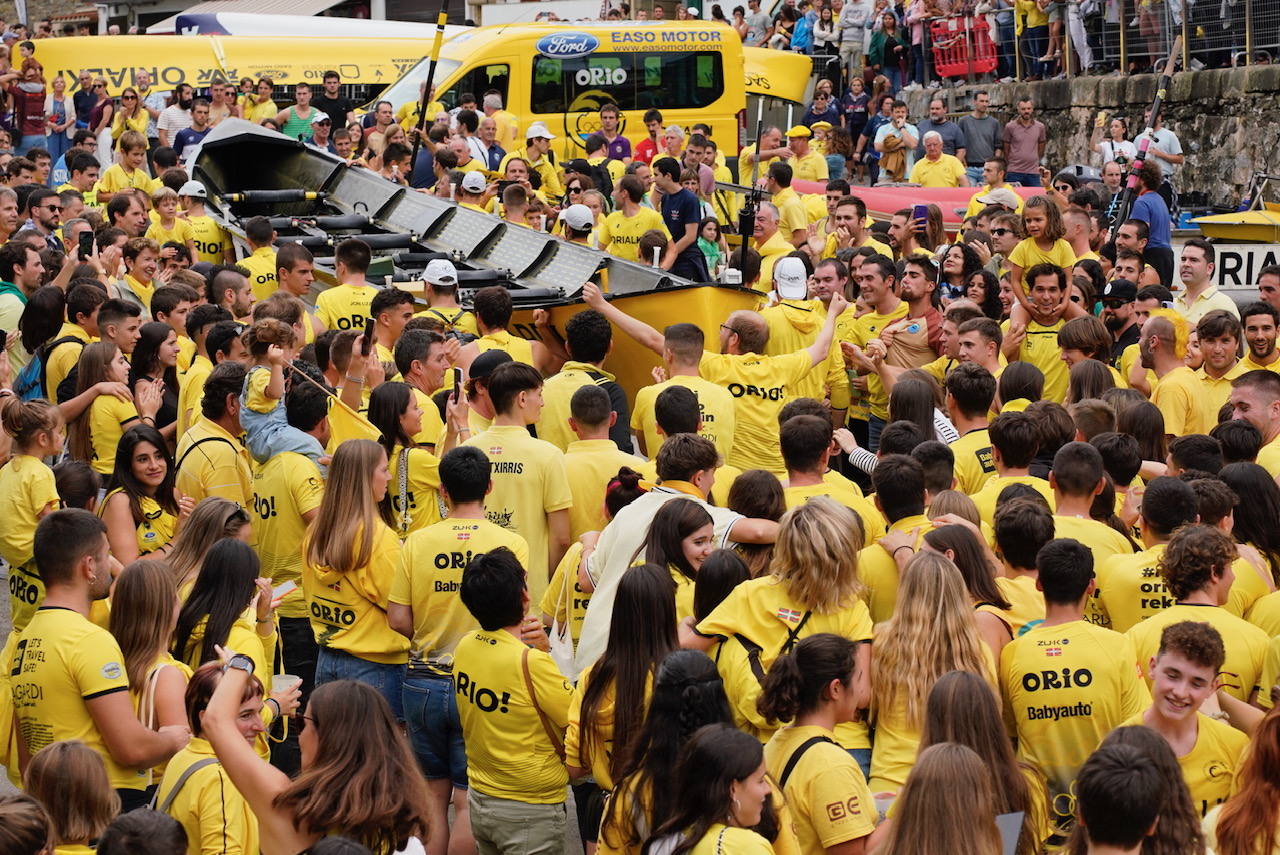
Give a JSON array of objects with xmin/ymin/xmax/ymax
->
[{"xmin": 1, "ymin": 62, "xmax": 1280, "ymax": 855}]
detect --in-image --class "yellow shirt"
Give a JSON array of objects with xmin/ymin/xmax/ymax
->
[
  {"xmin": 244, "ymin": 366, "xmax": 276, "ymax": 414},
  {"xmin": 964, "ymin": 183, "xmax": 1025, "ymax": 219},
  {"xmin": 909, "ymin": 153, "xmax": 967, "ymax": 187},
  {"xmin": 415, "ymin": 305, "xmax": 479, "ymax": 337},
  {"xmin": 970, "ymin": 473, "xmax": 1056, "ymax": 527},
  {"xmin": 1051, "ymin": 514, "xmax": 1136, "ymax": 628},
  {"xmin": 1122, "ymin": 710, "xmax": 1247, "ymax": 817},
  {"xmin": 844, "ymin": 302, "xmax": 910, "ymax": 420},
  {"xmin": 1000, "ymin": 619, "xmax": 1149, "ymax": 840},
  {"xmin": 949, "ymin": 427, "xmax": 997, "ymax": 495},
  {"xmin": 500, "ymin": 147, "xmax": 563, "ymax": 198},
  {"xmin": 388, "ymin": 445, "xmax": 444, "ymax": 538},
  {"xmin": 820, "ymin": 232, "xmax": 893, "ymax": 262},
  {"xmin": 1246, "ymin": 589, "xmax": 1280, "ymax": 638},
  {"xmin": 10, "ymin": 606, "xmax": 142, "ymax": 790},
  {"xmin": 1007, "ymin": 237, "xmax": 1075, "ymax": 277},
  {"xmin": 565, "ymin": 663, "xmax": 632, "ymax": 790},
  {"xmin": 631, "ymin": 374, "xmax": 737, "ymax": 461},
  {"xmin": 1260, "ymin": 635, "xmax": 1280, "ymax": 710},
  {"xmin": 45, "ymin": 323, "xmax": 93, "ymax": 403},
  {"xmin": 995, "ymin": 574, "xmax": 1047, "ymax": 636},
  {"xmin": 539, "ymin": 541, "xmax": 591, "ymax": 643},
  {"xmin": 598, "ymin": 207, "xmax": 668, "ymax": 263},
  {"xmin": 188, "ymin": 215, "xmax": 231, "ymax": 265},
  {"xmin": 1256, "ymin": 434, "xmax": 1280, "ymax": 480},
  {"xmin": 564, "ymin": 439, "xmax": 642, "ymax": 540},
  {"xmin": 175, "ymin": 416, "xmax": 253, "ymax": 509},
  {"xmin": 239, "ymin": 246, "xmax": 278, "ymax": 303},
  {"xmin": 145, "ymin": 217, "xmax": 194, "ymax": 251},
  {"xmin": 771, "ymin": 186, "xmax": 808, "ymax": 240},
  {"xmin": 390, "ymin": 517, "xmax": 529, "ymax": 666},
  {"xmin": 0, "ymin": 455, "xmax": 59, "ymax": 633},
  {"xmin": 176, "ymin": 335, "xmax": 196, "ymax": 374},
  {"xmin": 536, "ymin": 362, "xmax": 622, "ymax": 453},
  {"xmin": 243, "ymin": 98, "xmax": 277, "ymax": 124},
  {"xmin": 453, "ymin": 628, "xmax": 573, "ymax": 802},
  {"xmin": 1005, "ymin": 317, "xmax": 1069, "ymax": 404},
  {"xmin": 1096, "ymin": 543, "xmax": 1172, "ymax": 633},
  {"xmin": 699, "ymin": 349, "xmax": 815, "ymax": 475},
  {"xmin": 155, "ymin": 737, "xmax": 259, "ymax": 855},
  {"xmin": 475, "ymin": 329, "xmax": 535, "ymax": 368},
  {"xmin": 88, "ymin": 393, "xmax": 141, "ymax": 474},
  {"xmin": 783, "ymin": 479, "xmax": 887, "ymax": 542},
  {"xmin": 252, "ymin": 451, "xmax": 324, "ymax": 620},
  {"xmin": 462, "ymin": 425, "xmax": 573, "ymax": 605},
  {"xmin": 315, "ymin": 282, "xmax": 377, "ymax": 332},
  {"xmin": 94, "ymin": 162, "xmax": 152, "ymax": 195},
  {"xmin": 1173, "ymin": 286, "xmax": 1243, "ymax": 326},
  {"xmin": 410, "ymin": 386, "xmax": 447, "ymax": 450},
  {"xmin": 857, "ymin": 513, "xmax": 934, "ymax": 624},
  {"xmin": 755, "ymin": 230, "xmax": 797, "ymax": 294},
  {"xmin": 1126, "ymin": 602, "xmax": 1268, "ymax": 702},
  {"xmin": 102, "ymin": 489, "xmax": 177, "ymax": 557},
  {"xmin": 302, "ymin": 523, "xmax": 409, "ymax": 664},
  {"xmin": 764, "ymin": 725, "xmax": 875, "ymax": 851},
  {"xmin": 1151, "ymin": 365, "xmax": 1212, "ymax": 436},
  {"xmin": 788, "ymin": 150, "xmax": 830, "ymax": 182},
  {"xmin": 1197, "ymin": 361, "xmax": 1249, "ymax": 418},
  {"xmin": 177, "ymin": 354, "xmax": 213, "ymax": 438},
  {"xmin": 761, "ymin": 300, "xmax": 849, "ymax": 410}
]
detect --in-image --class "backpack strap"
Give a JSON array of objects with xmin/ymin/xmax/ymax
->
[
  {"xmin": 779, "ymin": 610, "xmax": 813, "ymax": 656},
  {"xmin": 176, "ymin": 435, "xmax": 237, "ymax": 472},
  {"xmin": 778, "ymin": 735, "xmax": 838, "ymax": 789},
  {"xmin": 735, "ymin": 634, "xmax": 768, "ymax": 685},
  {"xmin": 152, "ymin": 757, "xmax": 220, "ymax": 812},
  {"xmin": 37, "ymin": 334, "xmax": 82, "ymax": 397},
  {"xmin": 521, "ymin": 646, "xmax": 566, "ymax": 762}
]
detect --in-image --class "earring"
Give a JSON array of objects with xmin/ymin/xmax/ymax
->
[{"xmin": 731, "ymin": 796, "xmax": 741, "ymax": 822}]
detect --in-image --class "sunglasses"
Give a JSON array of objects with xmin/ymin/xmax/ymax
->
[
  {"xmin": 990, "ymin": 227, "xmax": 1011, "ymax": 236},
  {"xmin": 1101, "ymin": 298, "xmax": 1127, "ymax": 309},
  {"xmin": 1054, "ymin": 184, "xmax": 1071, "ymax": 192},
  {"xmin": 568, "ymin": 186, "xmax": 583, "ymax": 193},
  {"xmin": 121, "ymin": 94, "xmax": 136, "ymax": 100},
  {"xmin": 43, "ymin": 204, "xmax": 61, "ymax": 211},
  {"xmin": 93, "ymin": 83, "xmax": 105, "ymax": 89}
]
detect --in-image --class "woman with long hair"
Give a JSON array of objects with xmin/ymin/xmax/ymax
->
[
  {"xmin": 111, "ymin": 86, "xmax": 148, "ymax": 148},
  {"xmin": 725, "ymin": 469, "xmax": 785, "ymax": 578},
  {"xmin": 70, "ymin": 341, "xmax": 162, "ymax": 475},
  {"xmin": 693, "ymin": 549, "xmax": 751, "ymax": 624},
  {"xmin": 923, "ymin": 524, "xmax": 1013, "ymax": 661},
  {"xmin": 1067, "ymin": 359, "xmax": 1117, "ymax": 406},
  {"xmin": 166, "ymin": 497, "xmax": 253, "ymax": 598},
  {"xmin": 636, "ymin": 498, "xmax": 715, "ymax": 622},
  {"xmin": 302, "ymin": 439, "xmax": 409, "ymax": 717},
  {"xmin": 367, "ymin": 381, "xmax": 447, "ymax": 538},
  {"xmin": 938, "ymin": 243, "xmax": 983, "ymax": 305},
  {"xmin": 759, "ymin": 633, "xmax": 876, "ymax": 853},
  {"xmin": 100, "ymin": 424, "xmax": 184, "ymax": 564},
  {"xmin": 874, "ymin": 743, "xmax": 1003, "ymax": 855},
  {"xmin": 24, "ymin": 741, "xmax": 121, "ymax": 854},
  {"xmin": 1205, "ymin": 705, "xmax": 1280, "ymax": 855},
  {"xmin": 568, "ymin": 563, "xmax": 678, "ymax": 847},
  {"xmin": 87, "ymin": 77, "xmax": 115, "ymax": 159},
  {"xmin": 109, "ymin": 558, "xmax": 192, "ymax": 810},
  {"xmin": 888, "ymin": 375, "xmax": 943, "ymax": 443},
  {"xmin": 1116, "ymin": 401, "xmax": 1167, "ymax": 469},
  {"xmin": 687, "ymin": 498, "xmax": 873, "ymax": 769},
  {"xmin": 45, "ymin": 73, "xmax": 73, "ymax": 164},
  {"xmin": 127, "ymin": 320, "xmax": 181, "ymax": 440},
  {"xmin": 17, "ymin": 285, "xmax": 65, "ymax": 370},
  {"xmin": 918, "ymin": 671, "xmax": 1048, "ymax": 854},
  {"xmin": 1065, "ymin": 725, "xmax": 1205, "ymax": 855},
  {"xmin": 641, "ymin": 725, "xmax": 774, "ymax": 855},
  {"xmin": 868, "ymin": 12, "xmax": 905, "ymax": 92},
  {"xmin": 204, "ymin": 668, "xmax": 429, "ymax": 855},
  {"xmin": 868, "ymin": 550, "xmax": 995, "ymax": 796},
  {"xmin": 1220, "ymin": 462, "xmax": 1280, "ymax": 587}
]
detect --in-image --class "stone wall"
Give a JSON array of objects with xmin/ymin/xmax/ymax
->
[{"xmin": 901, "ymin": 64, "xmax": 1280, "ymax": 204}]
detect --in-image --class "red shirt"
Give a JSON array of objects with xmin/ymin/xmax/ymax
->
[
  {"xmin": 9, "ymin": 86, "xmax": 45, "ymax": 136},
  {"xmin": 634, "ymin": 137, "xmax": 660, "ymax": 165}
]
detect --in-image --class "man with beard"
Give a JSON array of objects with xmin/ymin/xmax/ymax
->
[
  {"xmin": 1100, "ymin": 279, "xmax": 1140, "ymax": 361},
  {"xmin": 1230, "ymin": 368, "xmax": 1280, "ymax": 476},
  {"xmin": 157, "ymin": 83, "xmax": 194, "ymax": 148},
  {"xmin": 1195, "ymin": 310, "xmax": 1246, "ymax": 415},
  {"xmin": 1237, "ymin": 301, "xmax": 1279, "ymax": 373},
  {"xmin": 887, "ymin": 208, "xmax": 926, "ymax": 260}
]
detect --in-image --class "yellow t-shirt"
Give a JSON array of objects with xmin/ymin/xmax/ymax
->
[
  {"xmin": 154, "ymin": 736, "xmax": 259, "ymax": 855},
  {"xmin": 535, "ymin": 362, "xmax": 622, "ymax": 453},
  {"xmin": 820, "ymin": 232, "xmax": 893, "ymax": 262},
  {"xmin": 1000, "ymin": 619, "xmax": 1149, "ymax": 840},
  {"xmin": 177, "ymin": 354, "xmax": 213, "ymax": 438},
  {"xmin": 598, "ymin": 207, "xmax": 668, "ymax": 263},
  {"xmin": 631, "ymin": 374, "xmax": 737, "ymax": 461},
  {"xmin": 410, "ymin": 386, "xmax": 446, "ymax": 449},
  {"xmin": 764, "ymin": 724, "xmax": 875, "ymax": 852},
  {"xmin": 950, "ymin": 427, "xmax": 997, "ymax": 496},
  {"xmin": 1096, "ymin": 543, "xmax": 1172, "ymax": 633},
  {"xmin": 245, "ymin": 366, "xmax": 276, "ymax": 414},
  {"xmin": 252, "ymin": 451, "xmax": 325, "ymax": 620},
  {"xmin": 475, "ymin": 329, "xmax": 535, "ymax": 368},
  {"xmin": 539, "ymin": 541, "xmax": 591, "ymax": 643},
  {"xmin": 176, "ymin": 417, "xmax": 254, "ymax": 510},
  {"xmin": 45, "ymin": 323, "xmax": 92, "ymax": 404},
  {"xmin": 699, "ymin": 349, "xmax": 814, "ymax": 475},
  {"xmin": 462, "ymin": 425, "xmax": 573, "ymax": 606},
  {"xmin": 1256, "ymin": 434, "xmax": 1280, "ymax": 480},
  {"xmin": 995, "ymin": 573, "xmax": 1047, "ymax": 637},
  {"xmin": 564, "ymin": 439, "xmax": 642, "ymax": 541},
  {"xmin": 1006, "ymin": 317, "xmax": 1069, "ymax": 404},
  {"xmin": 388, "ymin": 445, "xmax": 444, "ymax": 538},
  {"xmin": 1260, "ymin": 635, "xmax": 1280, "ymax": 710},
  {"xmin": 1126, "ymin": 603, "xmax": 1268, "ymax": 702},
  {"xmin": 10, "ymin": 606, "xmax": 142, "ymax": 789},
  {"xmin": 843, "ymin": 302, "xmax": 910, "ymax": 420},
  {"xmin": 88, "ymin": 394, "xmax": 141, "ymax": 474},
  {"xmin": 390, "ymin": 517, "xmax": 529, "ymax": 666},
  {"xmin": 144, "ymin": 217, "xmax": 194, "ymax": 252},
  {"xmin": 0, "ymin": 455, "xmax": 59, "ymax": 633},
  {"xmin": 188, "ymin": 215, "xmax": 231, "ymax": 265},
  {"xmin": 95, "ymin": 163, "xmax": 152, "ymax": 196},
  {"xmin": 756, "ymin": 230, "xmax": 798, "ymax": 294},
  {"xmin": 1246, "ymin": 589, "xmax": 1280, "ymax": 638},
  {"xmin": 102, "ymin": 489, "xmax": 177, "ymax": 557},
  {"xmin": 771, "ymin": 186, "xmax": 808, "ymax": 240},
  {"xmin": 783, "ymin": 479, "xmax": 887, "ymax": 542},
  {"xmin": 243, "ymin": 99, "xmax": 278, "ymax": 124},
  {"xmin": 909, "ymin": 153, "xmax": 967, "ymax": 187},
  {"xmin": 1007, "ymin": 237, "xmax": 1075, "ymax": 276},
  {"xmin": 302, "ymin": 523, "xmax": 409, "ymax": 664},
  {"xmin": 964, "ymin": 183, "xmax": 1025, "ymax": 219},
  {"xmin": 176, "ymin": 335, "xmax": 196, "ymax": 374},
  {"xmin": 857, "ymin": 514, "xmax": 934, "ymax": 625},
  {"xmin": 1051, "ymin": 514, "xmax": 1137, "ymax": 628},
  {"xmin": 1151, "ymin": 365, "xmax": 1212, "ymax": 436},
  {"xmin": 970, "ymin": 474, "xmax": 1057, "ymax": 528},
  {"xmin": 239, "ymin": 246, "xmax": 278, "ymax": 303},
  {"xmin": 453, "ymin": 628, "xmax": 573, "ymax": 803},
  {"xmin": 315, "ymin": 282, "xmax": 376, "ymax": 332},
  {"xmin": 1122, "ymin": 710, "xmax": 1247, "ymax": 817},
  {"xmin": 415, "ymin": 305, "xmax": 479, "ymax": 337},
  {"xmin": 761, "ymin": 300, "xmax": 849, "ymax": 410}
]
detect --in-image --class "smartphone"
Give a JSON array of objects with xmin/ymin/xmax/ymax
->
[
  {"xmin": 452, "ymin": 367, "xmax": 462, "ymax": 400},
  {"xmin": 360, "ymin": 317, "xmax": 376, "ymax": 355},
  {"xmin": 77, "ymin": 230, "xmax": 94, "ymax": 259},
  {"xmin": 495, "ymin": 180, "xmax": 516, "ymax": 192},
  {"xmin": 911, "ymin": 203, "xmax": 929, "ymax": 232},
  {"xmin": 271, "ymin": 580, "xmax": 297, "ymax": 607}
]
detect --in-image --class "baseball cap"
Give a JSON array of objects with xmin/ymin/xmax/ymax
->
[
  {"xmin": 310, "ymin": 112, "xmax": 331, "ymax": 125},
  {"xmin": 1102, "ymin": 279, "xmax": 1137, "ymax": 303},
  {"xmin": 786, "ymin": 125, "xmax": 812, "ymax": 139},
  {"xmin": 178, "ymin": 180, "xmax": 207, "ymax": 199},
  {"xmin": 565, "ymin": 158, "xmax": 591, "ymax": 176},
  {"xmin": 460, "ymin": 171, "xmax": 487, "ymax": 194},
  {"xmin": 773, "ymin": 256, "xmax": 809, "ymax": 300},
  {"xmin": 560, "ymin": 204, "xmax": 594, "ymax": 231},
  {"xmin": 470, "ymin": 348, "xmax": 513, "ymax": 381},
  {"xmin": 423, "ymin": 258, "xmax": 458, "ymax": 286},
  {"xmin": 975, "ymin": 187, "xmax": 1021, "ymax": 209},
  {"xmin": 526, "ymin": 121, "xmax": 556, "ymax": 140}
]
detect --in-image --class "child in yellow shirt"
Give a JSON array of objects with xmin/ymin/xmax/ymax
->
[
  {"xmin": 239, "ymin": 318, "xmax": 326, "ymax": 471},
  {"xmin": 144, "ymin": 186, "xmax": 197, "ymax": 262}
]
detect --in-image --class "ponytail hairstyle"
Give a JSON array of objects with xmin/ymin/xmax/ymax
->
[
  {"xmin": 604, "ymin": 466, "xmax": 647, "ymax": 518},
  {"xmin": 367, "ymin": 380, "xmax": 415, "ymax": 461},
  {"xmin": 1, "ymin": 396, "xmax": 63, "ymax": 452},
  {"xmin": 757, "ymin": 632, "xmax": 858, "ymax": 724},
  {"xmin": 68, "ymin": 341, "xmax": 120, "ymax": 463}
]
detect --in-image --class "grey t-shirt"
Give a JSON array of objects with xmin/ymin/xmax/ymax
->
[
  {"xmin": 914, "ymin": 118, "xmax": 967, "ymax": 159},
  {"xmin": 957, "ymin": 114, "xmax": 1002, "ymax": 165},
  {"xmin": 745, "ymin": 11, "xmax": 772, "ymax": 44},
  {"xmin": 1133, "ymin": 128, "xmax": 1182, "ymax": 177}
]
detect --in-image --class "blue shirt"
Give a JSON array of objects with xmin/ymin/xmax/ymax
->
[
  {"xmin": 802, "ymin": 104, "xmax": 841, "ymax": 128},
  {"xmin": 1131, "ymin": 191, "xmax": 1172, "ymax": 249},
  {"xmin": 173, "ymin": 126, "xmax": 211, "ymax": 161},
  {"xmin": 661, "ymin": 187, "xmax": 704, "ymax": 265}
]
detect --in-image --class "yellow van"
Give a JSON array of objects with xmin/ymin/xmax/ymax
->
[{"xmin": 369, "ymin": 21, "xmax": 747, "ymax": 160}]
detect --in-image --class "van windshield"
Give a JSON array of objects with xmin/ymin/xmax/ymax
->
[
  {"xmin": 531, "ymin": 51, "xmax": 722, "ymax": 114},
  {"xmin": 374, "ymin": 57, "xmax": 463, "ymax": 112}
]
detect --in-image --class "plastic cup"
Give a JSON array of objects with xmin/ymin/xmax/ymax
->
[{"xmin": 271, "ymin": 674, "xmax": 302, "ymax": 695}]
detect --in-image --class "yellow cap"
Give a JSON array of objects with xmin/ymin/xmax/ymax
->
[
  {"xmin": 786, "ymin": 125, "xmax": 813, "ymax": 138},
  {"xmin": 810, "ymin": 121, "xmax": 833, "ymax": 131}
]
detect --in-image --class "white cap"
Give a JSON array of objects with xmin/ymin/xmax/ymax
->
[
  {"xmin": 460, "ymin": 171, "xmax": 487, "ymax": 194},
  {"xmin": 423, "ymin": 259, "xmax": 458, "ymax": 286},
  {"xmin": 178, "ymin": 180, "xmax": 207, "ymax": 198},
  {"xmin": 560, "ymin": 204, "xmax": 594, "ymax": 231},
  {"xmin": 310, "ymin": 112, "xmax": 331, "ymax": 125},
  {"xmin": 773, "ymin": 256, "xmax": 809, "ymax": 300},
  {"xmin": 526, "ymin": 121, "xmax": 556, "ymax": 140}
]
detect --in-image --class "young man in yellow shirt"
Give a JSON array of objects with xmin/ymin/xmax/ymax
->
[
  {"xmin": 944, "ymin": 362, "xmax": 999, "ymax": 495},
  {"xmin": 1122, "ymin": 621, "xmax": 1249, "ymax": 817},
  {"xmin": 781, "ymin": 414, "xmax": 885, "ymax": 541},
  {"xmin": 44, "ymin": 281, "xmax": 104, "ymax": 405},
  {"xmin": 389, "ymin": 446, "xmax": 530, "ymax": 855},
  {"xmin": 315, "ymin": 238, "xmax": 376, "ymax": 333},
  {"xmin": 857, "ymin": 454, "xmax": 934, "ymax": 623},
  {"xmin": 969, "ymin": 411, "xmax": 1056, "ymax": 527},
  {"xmin": 177, "ymin": 314, "xmax": 238, "ymax": 438},
  {"xmin": 416, "ymin": 258, "xmax": 478, "ymax": 337},
  {"xmin": 237, "ymin": 216, "xmax": 278, "ymax": 303},
  {"xmin": 1228, "ymin": 368, "xmax": 1280, "ymax": 478},
  {"xmin": 454, "ymin": 547, "xmax": 572, "ymax": 852},
  {"xmin": 630, "ymin": 322, "xmax": 736, "ymax": 460},
  {"xmin": 598, "ymin": 174, "xmax": 668, "ymax": 263},
  {"xmin": 176, "ymin": 361, "xmax": 253, "ymax": 510},
  {"xmin": 395, "ymin": 328, "xmax": 450, "ymax": 450},
  {"xmin": 843, "ymin": 256, "xmax": 908, "ymax": 451},
  {"xmin": 368, "ymin": 286, "xmax": 414, "ymax": 370},
  {"xmin": 999, "ymin": 538, "xmax": 1150, "ymax": 841},
  {"xmin": 535, "ymin": 310, "xmax": 631, "ymax": 454},
  {"xmin": 561, "ymin": 385, "xmax": 641, "ymax": 540}
]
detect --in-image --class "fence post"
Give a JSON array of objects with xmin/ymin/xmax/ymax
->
[
  {"xmin": 1180, "ymin": 1, "xmax": 1189, "ymax": 70},
  {"xmin": 1064, "ymin": 0, "xmax": 1073, "ymax": 76},
  {"xmin": 1245, "ymin": 0, "xmax": 1254, "ymax": 65},
  {"xmin": 1118, "ymin": 0, "xmax": 1127, "ymax": 71}
]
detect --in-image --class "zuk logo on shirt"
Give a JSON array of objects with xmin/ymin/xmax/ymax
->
[{"xmin": 455, "ymin": 670, "xmax": 511, "ymax": 713}]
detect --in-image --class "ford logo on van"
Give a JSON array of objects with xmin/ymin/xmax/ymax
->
[{"xmin": 535, "ymin": 32, "xmax": 600, "ymax": 59}]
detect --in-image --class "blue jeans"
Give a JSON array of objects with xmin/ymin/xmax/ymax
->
[
  {"xmin": 403, "ymin": 670, "xmax": 468, "ymax": 788},
  {"xmin": 1022, "ymin": 24, "xmax": 1048, "ymax": 77},
  {"xmin": 315, "ymin": 646, "xmax": 406, "ymax": 721},
  {"xmin": 868, "ymin": 414, "xmax": 886, "ymax": 452},
  {"xmin": 884, "ymin": 64, "xmax": 902, "ymax": 92},
  {"xmin": 44, "ymin": 132, "xmax": 70, "ymax": 167},
  {"xmin": 16, "ymin": 134, "xmax": 44, "ymax": 157},
  {"xmin": 965, "ymin": 166, "xmax": 984, "ymax": 185},
  {"xmin": 848, "ymin": 748, "xmax": 873, "ymax": 781},
  {"xmin": 240, "ymin": 370, "xmax": 326, "ymax": 469},
  {"xmin": 997, "ymin": 20, "xmax": 1017, "ymax": 78},
  {"xmin": 911, "ymin": 43, "xmax": 926, "ymax": 84},
  {"xmin": 1007, "ymin": 171, "xmax": 1041, "ymax": 187}
]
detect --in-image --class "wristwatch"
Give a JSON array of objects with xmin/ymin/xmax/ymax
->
[{"xmin": 224, "ymin": 653, "xmax": 255, "ymax": 675}]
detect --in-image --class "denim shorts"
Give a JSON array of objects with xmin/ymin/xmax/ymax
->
[
  {"xmin": 403, "ymin": 670, "xmax": 468, "ymax": 788},
  {"xmin": 315, "ymin": 646, "xmax": 406, "ymax": 721}
]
